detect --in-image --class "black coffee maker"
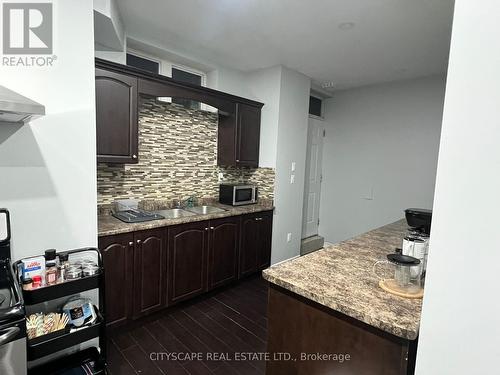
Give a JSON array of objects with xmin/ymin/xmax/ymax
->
[{"xmin": 404, "ymin": 208, "xmax": 432, "ymax": 235}]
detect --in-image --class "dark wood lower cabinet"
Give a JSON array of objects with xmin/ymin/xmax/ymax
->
[
  {"xmin": 239, "ymin": 211, "xmax": 273, "ymax": 277},
  {"xmin": 267, "ymin": 285, "xmax": 417, "ymax": 375},
  {"xmin": 257, "ymin": 212, "xmax": 273, "ymax": 269},
  {"xmin": 98, "ymin": 232, "xmax": 134, "ymax": 329},
  {"xmin": 167, "ymin": 221, "xmax": 209, "ymax": 305},
  {"xmin": 208, "ymin": 216, "xmax": 240, "ymax": 290},
  {"xmin": 99, "ymin": 210, "xmax": 273, "ymax": 326},
  {"xmin": 239, "ymin": 215, "xmax": 260, "ymax": 277},
  {"xmin": 133, "ymin": 228, "xmax": 167, "ymax": 319}
]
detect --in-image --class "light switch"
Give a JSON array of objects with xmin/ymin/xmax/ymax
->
[
  {"xmin": 287, "ymin": 233, "xmax": 292, "ymax": 242},
  {"xmin": 363, "ymin": 186, "xmax": 374, "ymax": 200},
  {"xmin": 291, "ymin": 162, "xmax": 296, "ymax": 172},
  {"xmin": 290, "ymin": 174, "xmax": 295, "ymax": 184}
]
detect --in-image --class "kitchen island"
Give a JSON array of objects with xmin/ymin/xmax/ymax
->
[{"xmin": 262, "ymin": 220, "xmax": 422, "ymax": 375}]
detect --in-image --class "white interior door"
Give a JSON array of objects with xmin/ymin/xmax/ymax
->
[{"xmin": 302, "ymin": 118, "xmax": 324, "ymax": 238}]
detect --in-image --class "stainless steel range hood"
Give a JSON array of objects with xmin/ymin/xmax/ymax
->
[{"xmin": 0, "ymin": 85, "xmax": 45, "ymax": 124}]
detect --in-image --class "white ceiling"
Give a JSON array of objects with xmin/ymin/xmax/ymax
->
[{"xmin": 116, "ymin": 0, "xmax": 454, "ymax": 90}]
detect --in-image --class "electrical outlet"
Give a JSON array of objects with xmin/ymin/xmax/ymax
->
[
  {"xmin": 218, "ymin": 172, "xmax": 224, "ymax": 182},
  {"xmin": 290, "ymin": 174, "xmax": 295, "ymax": 184},
  {"xmin": 287, "ymin": 233, "xmax": 292, "ymax": 242}
]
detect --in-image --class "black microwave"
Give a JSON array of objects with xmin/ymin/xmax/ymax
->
[{"xmin": 219, "ymin": 184, "xmax": 258, "ymax": 206}]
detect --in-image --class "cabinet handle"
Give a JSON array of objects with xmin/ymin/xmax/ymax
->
[
  {"xmin": 128, "ymin": 241, "xmax": 134, "ymax": 247},
  {"xmin": 236, "ymin": 159, "xmax": 240, "ymax": 162},
  {"xmin": 205, "ymin": 227, "xmax": 209, "ymax": 231},
  {"xmin": 132, "ymin": 154, "xmax": 137, "ymax": 159},
  {"xmin": 136, "ymin": 239, "xmax": 142, "ymax": 245},
  {"xmin": 255, "ymin": 217, "xmax": 263, "ymax": 221},
  {"xmin": 210, "ymin": 227, "xmax": 214, "ymax": 230}
]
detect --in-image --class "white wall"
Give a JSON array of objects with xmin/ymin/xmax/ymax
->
[
  {"xmin": 95, "ymin": 27, "xmax": 311, "ymax": 264},
  {"xmin": 209, "ymin": 65, "xmax": 253, "ymax": 99},
  {"xmin": 319, "ymin": 76, "xmax": 445, "ymax": 244},
  {"xmin": 271, "ymin": 66, "xmax": 311, "ymax": 264},
  {"xmin": 94, "ymin": 0, "xmax": 125, "ymax": 52},
  {"xmin": 0, "ymin": 0, "xmax": 97, "ymax": 261},
  {"xmin": 416, "ymin": 1, "xmax": 500, "ymax": 373},
  {"xmin": 94, "ymin": 46, "xmax": 126, "ymax": 64},
  {"xmin": 246, "ymin": 66, "xmax": 282, "ymax": 168}
]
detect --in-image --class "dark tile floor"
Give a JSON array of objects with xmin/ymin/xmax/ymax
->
[{"xmin": 107, "ymin": 276, "xmax": 269, "ymax": 375}]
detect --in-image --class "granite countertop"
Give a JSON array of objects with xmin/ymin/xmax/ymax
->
[
  {"xmin": 98, "ymin": 202, "xmax": 274, "ymax": 236},
  {"xmin": 262, "ymin": 219, "xmax": 422, "ymax": 340}
]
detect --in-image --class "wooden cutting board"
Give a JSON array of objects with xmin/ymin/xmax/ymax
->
[{"xmin": 379, "ymin": 279, "xmax": 424, "ymax": 299}]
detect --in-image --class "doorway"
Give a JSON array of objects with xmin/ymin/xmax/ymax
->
[{"xmin": 301, "ymin": 117, "xmax": 325, "ymax": 254}]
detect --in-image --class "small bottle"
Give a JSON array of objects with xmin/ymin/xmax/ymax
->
[
  {"xmin": 57, "ymin": 252, "xmax": 70, "ymax": 283},
  {"xmin": 22, "ymin": 277, "xmax": 33, "ymax": 291},
  {"xmin": 45, "ymin": 249, "xmax": 58, "ymax": 286},
  {"xmin": 32, "ymin": 275, "xmax": 42, "ymax": 289}
]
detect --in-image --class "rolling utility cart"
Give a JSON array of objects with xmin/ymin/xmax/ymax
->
[{"xmin": 14, "ymin": 247, "xmax": 107, "ymax": 374}]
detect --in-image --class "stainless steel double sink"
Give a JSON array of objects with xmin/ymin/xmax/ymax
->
[{"xmin": 152, "ymin": 205, "xmax": 226, "ymax": 219}]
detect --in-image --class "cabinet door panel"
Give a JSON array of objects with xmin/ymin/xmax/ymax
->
[
  {"xmin": 95, "ymin": 68, "xmax": 138, "ymax": 163},
  {"xmin": 258, "ymin": 212, "xmax": 273, "ymax": 269},
  {"xmin": 133, "ymin": 228, "xmax": 166, "ymax": 318},
  {"xmin": 99, "ymin": 233, "xmax": 134, "ymax": 329},
  {"xmin": 239, "ymin": 215, "xmax": 260, "ymax": 277},
  {"xmin": 209, "ymin": 217, "xmax": 239, "ymax": 290},
  {"xmin": 168, "ymin": 222, "xmax": 208, "ymax": 304},
  {"xmin": 240, "ymin": 211, "xmax": 274, "ymax": 278},
  {"xmin": 236, "ymin": 103, "xmax": 261, "ymax": 166}
]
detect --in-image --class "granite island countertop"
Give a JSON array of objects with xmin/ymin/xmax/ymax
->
[
  {"xmin": 98, "ymin": 202, "xmax": 274, "ymax": 236},
  {"xmin": 262, "ymin": 219, "xmax": 422, "ymax": 340}
]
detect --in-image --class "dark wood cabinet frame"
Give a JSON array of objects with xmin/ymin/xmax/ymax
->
[
  {"xmin": 267, "ymin": 284, "xmax": 418, "ymax": 375},
  {"xmin": 96, "ymin": 58, "xmax": 262, "ymax": 110},
  {"xmin": 95, "ymin": 58, "xmax": 264, "ymax": 167},
  {"xmin": 99, "ymin": 210, "xmax": 273, "ymax": 329}
]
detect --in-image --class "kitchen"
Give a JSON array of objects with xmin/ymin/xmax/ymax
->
[{"xmin": 0, "ymin": 1, "xmax": 499, "ymax": 375}]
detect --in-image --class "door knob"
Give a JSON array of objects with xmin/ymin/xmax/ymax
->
[{"xmin": 132, "ymin": 154, "xmax": 137, "ymax": 159}]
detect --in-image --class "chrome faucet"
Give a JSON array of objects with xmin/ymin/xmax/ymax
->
[{"xmin": 176, "ymin": 196, "xmax": 197, "ymax": 209}]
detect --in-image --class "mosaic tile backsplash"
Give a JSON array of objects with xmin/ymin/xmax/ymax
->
[{"xmin": 97, "ymin": 98, "xmax": 275, "ymax": 205}]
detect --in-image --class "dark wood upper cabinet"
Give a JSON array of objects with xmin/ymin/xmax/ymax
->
[
  {"xmin": 208, "ymin": 216, "xmax": 240, "ymax": 290},
  {"xmin": 218, "ymin": 103, "xmax": 262, "ymax": 168},
  {"xmin": 95, "ymin": 59, "xmax": 263, "ymax": 166},
  {"xmin": 236, "ymin": 103, "xmax": 261, "ymax": 166},
  {"xmin": 133, "ymin": 228, "xmax": 167, "ymax": 319},
  {"xmin": 239, "ymin": 211, "xmax": 273, "ymax": 278},
  {"xmin": 95, "ymin": 68, "xmax": 138, "ymax": 164},
  {"xmin": 168, "ymin": 221, "xmax": 209, "ymax": 305},
  {"xmin": 98, "ymin": 232, "xmax": 134, "ymax": 329}
]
